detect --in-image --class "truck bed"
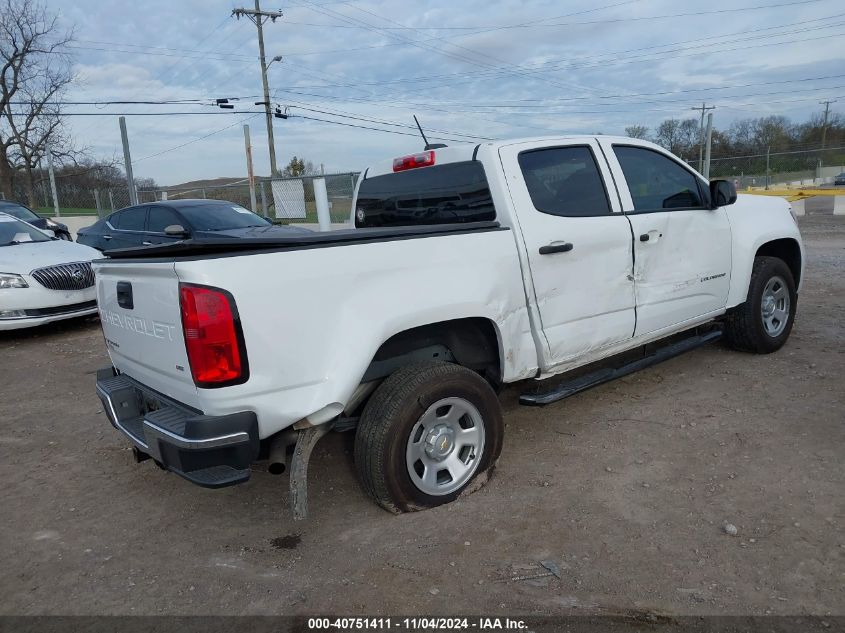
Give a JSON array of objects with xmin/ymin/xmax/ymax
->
[{"xmin": 102, "ymin": 221, "xmax": 503, "ymax": 259}]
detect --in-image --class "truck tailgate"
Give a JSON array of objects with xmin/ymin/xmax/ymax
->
[{"xmin": 94, "ymin": 260, "xmax": 199, "ymax": 409}]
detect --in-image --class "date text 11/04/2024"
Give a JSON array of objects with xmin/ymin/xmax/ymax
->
[{"xmin": 307, "ymin": 618, "xmax": 528, "ymax": 630}]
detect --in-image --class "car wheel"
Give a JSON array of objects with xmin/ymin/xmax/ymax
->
[
  {"xmin": 354, "ymin": 361, "xmax": 503, "ymax": 513},
  {"xmin": 724, "ymin": 256, "xmax": 797, "ymax": 354}
]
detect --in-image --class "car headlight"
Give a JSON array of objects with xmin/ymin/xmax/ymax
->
[{"xmin": 0, "ymin": 273, "xmax": 28, "ymax": 289}]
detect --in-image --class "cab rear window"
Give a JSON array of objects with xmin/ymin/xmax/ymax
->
[{"xmin": 355, "ymin": 161, "xmax": 496, "ymax": 228}]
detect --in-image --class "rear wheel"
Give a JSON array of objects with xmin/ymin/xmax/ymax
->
[
  {"xmin": 724, "ymin": 256, "xmax": 797, "ymax": 353},
  {"xmin": 354, "ymin": 361, "xmax": 503, "ymax": 513}
]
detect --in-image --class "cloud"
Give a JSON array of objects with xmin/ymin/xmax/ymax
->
[{"xmin": 52, "ymin": 0, "xmax": 845, "ymax": 184}]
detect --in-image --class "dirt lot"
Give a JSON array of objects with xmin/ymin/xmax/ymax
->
[{"xmin": 1, "ymin": 214, "xmax": 842, "ymax": 617}]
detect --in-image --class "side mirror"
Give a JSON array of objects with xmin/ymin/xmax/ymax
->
[
  {"xmin": 164, "ymin": 224, "xmax": 190, "ymax": 238},
  {"xmin": 42, "ymin": 229, "xmax": 56, "ymax": 238},
  {"xmin": 709, "ymin": 179, "xmax": 737, "ymax": 208}
]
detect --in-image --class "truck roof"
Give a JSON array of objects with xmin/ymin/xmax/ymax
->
[{"xmin": 363, "ymin": 135, "xmax": 662, "ymax": 178}]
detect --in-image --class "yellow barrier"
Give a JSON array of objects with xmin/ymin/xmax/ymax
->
[{"xmin": 743, "ymin": 188, "xmax": 844, "ymax": 202}]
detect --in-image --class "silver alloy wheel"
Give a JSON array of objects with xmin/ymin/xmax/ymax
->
[
  {"xmin": 761, "ymin": 275, "xmax": 790, "ymax": 337},
  {"xmin": 405, "ymin": 397, "xmax": 486, "ymax": 496}
]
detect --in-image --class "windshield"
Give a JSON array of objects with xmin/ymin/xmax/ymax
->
[
  {"xmin": 177, "ymin": 204, "xmax": 271, "ymax": 231},
  {"xmin": 0, "ymin": 203, "xmax": 40, "ymax": 222},
  {"xmin": 0, "ymin": 215, "xmax": 51, "ymax": 245}
]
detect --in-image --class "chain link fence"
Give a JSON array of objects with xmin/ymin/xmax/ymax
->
[
  {"xmin": 13, "ymin": 172, "xmax": 360, "ymax": 227},
  {"xmin": 10, "ymin": 149, "xmax": 842, "ymax": 223},
  {"xmin": 691, "ymin": 147, "xmax": 845, "ymax": 190}
]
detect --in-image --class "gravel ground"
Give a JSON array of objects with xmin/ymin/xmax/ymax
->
[{"xmin": 0, "ymin": 214, "xmax": 842, "ymax": 617}]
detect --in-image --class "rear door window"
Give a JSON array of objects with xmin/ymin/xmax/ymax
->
[
  {"xmin": 118, "ymin": 207, "xmax": 148, "ymax": 231},
  {"xmin": 107, "ymin": 210, "xmax": 123, "ymax": 229},
  {"xmin": 518, "ymin": 146, "xmax": 611, "ymax": 217},
  {"xmin": 355, "ymin": 161, "xmax": 495, "ymax": 228}
]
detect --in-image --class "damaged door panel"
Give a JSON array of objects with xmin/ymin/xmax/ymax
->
[
  {"xmin": 600, "ymin": 141, "xmax": 732, "ymax": 336},
  {"xmin": 498, "ymin": 140, "xmax": 635, "ymax": 366}
]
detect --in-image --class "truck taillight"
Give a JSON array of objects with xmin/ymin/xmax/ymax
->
[
  {"xmin": 179, "ymin": 284, "xmax": 248, "ymax": 388},
  {"xmin": 393, "ymin": 150, "xmax": 435, "ymax": 172}
]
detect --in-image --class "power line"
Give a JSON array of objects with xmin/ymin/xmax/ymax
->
[
  {"xmin": 133, "ymin": 113, "xmax": 263, "ymax": 164},
  {"xmin": 353, "ymin": 21, "xmax": 845, "ymax": 94},
  {"xmin": 280, "ymin": 0, "xmax": 826, "ymax": 30},
  {"xmin": 293, "ymin": 0, "xmax": 605, "ymax": 98},
  {"xmin": 255, "ymin": 14, "xmax": 845, "ymax": 102},
  {"xmin": 285, "ymin": 104, "xmax": 493, "ymax": 140},
  {"xmin": 64, "ymin": 44, "xmax": 256, "ymax": 63},
  {"xmin": 68, "ymin": 39, "xmax": 258, "ymax": 61},
  {"xmin": 289, "ymin": 114, "xmax": 479, "ymax": 143}
]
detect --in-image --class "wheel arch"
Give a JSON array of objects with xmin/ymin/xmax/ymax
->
[
  {"xmin": 362, "ymin": 317, "xmax": 503, "ymax": 386},
  {"xmin": 755, "ymin": 238, "xmax": 802, "ymax": 288}
]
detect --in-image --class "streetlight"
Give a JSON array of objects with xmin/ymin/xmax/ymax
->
[{"xmin": 254, "ymin": 54, "xmax": 283, "ymax": 175}]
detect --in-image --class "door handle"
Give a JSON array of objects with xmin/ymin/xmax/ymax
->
[
  {"xmin": 142, "ymin": 241, "xmax": 152, "ymax": 245},
  {"xmin": 103, "ymin": 235, "xmax": 112, "ymax": 240},
  {"xmin": 639, "ymin": 233, "xmax": 650, "ymax": 242},
  {"xmin": 539, "ymin": 242, "xmax": 574, "ymax": 255}
]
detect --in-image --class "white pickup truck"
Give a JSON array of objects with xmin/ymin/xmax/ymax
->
[{"xmin": 93, "ymin": 136, "xmax": 803, "ymax": 519}]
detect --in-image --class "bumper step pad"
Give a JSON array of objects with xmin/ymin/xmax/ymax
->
[
  {"xmin": 181, "ymin": 465, "xmax": 250, "ymax": 488},
  {"xmin": 96, "ymin": 369, "xmax": 258, "ymax": 488}
]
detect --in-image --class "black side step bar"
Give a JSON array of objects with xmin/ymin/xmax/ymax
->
[{"xmin": 519, "ymin": 330, "xmax": 722, "ymax": 406}]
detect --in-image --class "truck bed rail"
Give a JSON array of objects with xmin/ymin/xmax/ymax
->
[{"xmin": 101, "ymin": 221, "xmax": 504, "ymax": 260}]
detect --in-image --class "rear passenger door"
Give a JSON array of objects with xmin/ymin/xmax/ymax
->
[
  {"xmin": 110, "ymin": 205, "xmax": 149, "ymax": 249},
  {"xmin": 599, "ymin": 141, "xmax": 732, "ymax": 337},
  {"xmin": 499, "ymin": 139, "xmax": 636, "ymax": 367}
]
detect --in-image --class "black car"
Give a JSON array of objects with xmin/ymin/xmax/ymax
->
[
  {"xmin": 834, "ymin": 172, "xmax": 845, "ymax": 186},
  {"xmin": 76, "ymin": 199, "xmax": 310, "ymax": 251},
  {"xmin": 0, "ymin": 200, "xmax": 71, "ymax": 240}
]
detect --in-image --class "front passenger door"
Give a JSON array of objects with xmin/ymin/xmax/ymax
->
[
  {"xmin": 600, "ymin": 142, "xmax": 732, "ymax": 337},
  {"xmin": 145, "ymin": 206, "xmax": 186, "ymax": 245}
]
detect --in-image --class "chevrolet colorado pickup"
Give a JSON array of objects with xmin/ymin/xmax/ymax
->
[{"xmin": 93, "ymin": 136, "xmax": 803, "ymax": 519}]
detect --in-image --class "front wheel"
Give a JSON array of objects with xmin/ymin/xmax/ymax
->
[
  {"xmin": 354, "ymin": 361, "xmax": 503, "ymax": 513},
  {"xmin": 724, "ymin": 256, "xmax": 797, "ymax": 353}
]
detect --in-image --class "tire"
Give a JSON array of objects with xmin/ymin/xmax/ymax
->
[
  {"xmin": 354, "ymin": 361, "xmax": 504, "ymax": 514},
  {"xmin": 724, "ymin": 256, "xmax": 797, "ymax": 353}
]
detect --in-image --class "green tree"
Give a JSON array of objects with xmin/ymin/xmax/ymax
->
[{"xmin": 283, "ymin": 156, "xmax": 305, "ymax": 177}]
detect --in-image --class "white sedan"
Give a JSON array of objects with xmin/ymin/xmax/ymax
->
[{"xmin": 0, "ymin": 212, "xmax": 101, "ymax": 330}]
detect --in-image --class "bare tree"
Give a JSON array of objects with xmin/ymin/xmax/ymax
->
[
  {"xmin": 677, "ymin": 118, "xmax": 700, "ymax": 157},
  {"xmin": 653, "ymin": 119, "xmax": 685, "ymax": 155},
  {"xmin": 624, "ymin": 125, "xmax": 650, "ymax": 140},
  {"xmin": 0, "ymin": 0, "xmax": 75, "ymax": 205}
]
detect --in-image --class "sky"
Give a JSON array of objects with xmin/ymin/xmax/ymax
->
[{"xmin": 50, "ymin": 0, "xmax": 845, "ymax": 186}]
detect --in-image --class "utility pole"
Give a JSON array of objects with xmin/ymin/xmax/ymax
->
[
  {"xmin": 819, "ymin": 100, "xmax": 836, "ymax": 150},
  {"xmin": 703, "ymin": 112, "xmax": 714, "ymax": 180},
  {"xmin": 765, "ymin": 146, "xmax": 771, "ymax": 190},
  {"xmin": 691, "ymin": 102, "xmax": 716, "ymax": 173},
  {"xmin": 819, "ymin": 100, "xmax": 837, "ymax": 172},
  {"xmin": 119, "ymin": 116, "xmax": 138, "ymax": 206},
  {"xmin": 233, "ymin": 2, "xmax": 283, "ymax": 177},
  {"xmin": 46, "ymin": 145, "xmax": 60, "ymax": 217},
  {"xmin": 243, "ymin": 124, "xmax": 257, "ymax": 213}
]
